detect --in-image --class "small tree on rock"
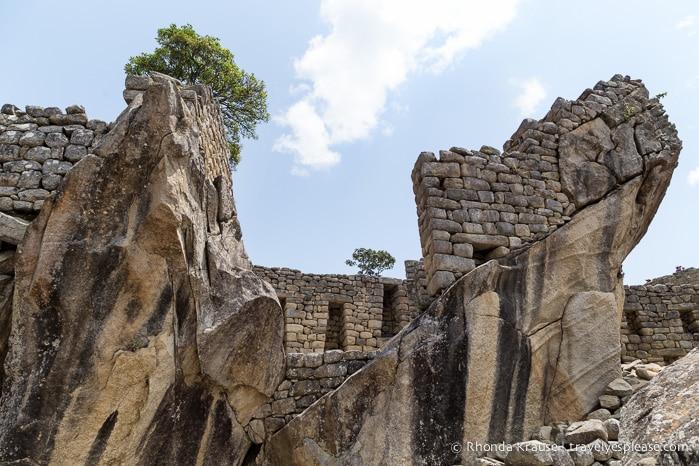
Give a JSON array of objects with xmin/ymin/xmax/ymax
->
[
  {"xmin": 124, "ymin": 24, "xmax": 269, "ymax": 168},
  {"xmin": 345, "ymin": 248, "xmax": 395, "ymax": 276}
]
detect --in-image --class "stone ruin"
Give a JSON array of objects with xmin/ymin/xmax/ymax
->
[
  {"xmin": 252, "ymin": 263, "xmax": 424, "ymax": 353},
  {"xmin": 1, "ymin": 76, "xmax": 696, "ymax": 368},
  {"xmin": 0, "ymin": 104, "xmax": 109, "ymax": 217},
  {"xmin": 0, "ymin": 73, "xmax": 695, "ymax": 465},
  {"xmin": 412, "ymin": 76, "xmax": 677, "ymax": 297}
]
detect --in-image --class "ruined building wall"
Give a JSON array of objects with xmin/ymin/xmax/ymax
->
[
  {"xmin": 251, "ymin": 350, "xmax": 376, "ymax": 442},
  {"xmin": 221, "ymin": 280, "xmax": 699, "ymax": 442},
  {"xmin": 0, "ymin": 104, "xmax": 109, "ymax": 219},
  {"xmin": 253, "ymin": 265, "xmax": 419, "ymax": 353},
  {"xmin": 622, "ymin": 284, "xmax": 699, "ymax": 364},
  {"xmin": 0, "ymin": 75, "xmax": 234, "ymax": 222},
  {"xmin": 404, "ymin": 259, "xmax": 433, "ymax": 311},
  {"xmin": 412, "ymin": 75, "xmax": 675, "ymax": 296},
  {"xmin": 3, "ymin": 76, "xmax": 694, "ymax": 368},
  {"xmin": 123, "ymin": 75, "xmax": 232, "ymax": 183}
]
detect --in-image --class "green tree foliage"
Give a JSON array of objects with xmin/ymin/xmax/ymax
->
[
  {"xmin": 345, "ymin": 248, "xmax": 396, "ymax": 276},
  {"xmin": 124, "ymin": 24, "xmax": 269, "ymax": 167}
]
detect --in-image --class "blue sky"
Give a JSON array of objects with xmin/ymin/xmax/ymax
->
[{"xmin": 2, "ymin": 0, "xmax": 698, "ymax": 285}]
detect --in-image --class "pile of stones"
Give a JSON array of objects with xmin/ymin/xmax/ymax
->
[{"xmin": 474, "ymin": 360, "xmax": 664, "ymax": 466}]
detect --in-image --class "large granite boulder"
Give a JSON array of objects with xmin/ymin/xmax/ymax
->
[
  {"xmin": 260, "ymin": 77, "xmax": 681, "ymax": 465},
  {"xmin": 619, "ymin": 347, "xmax": 699, "ymax": 466},
  {"xmin": 0, "ymin": 73, "xmax": 285, "ymax": 465}
]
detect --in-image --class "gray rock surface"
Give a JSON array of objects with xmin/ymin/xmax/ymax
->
[
  {"xmin": 260, "ymin": 76, "xmax": 680, "ymax": 465},
  {"xmin": 0, "ymin": 74, "xmax": 285, "ymax": 464},
  {"xmin": 0, "ymin": 211, "xmax": 28, "ymax": 244},
  {"xmin": 620, "ymin": 347, "xmax": 699, "ymax": 466}
]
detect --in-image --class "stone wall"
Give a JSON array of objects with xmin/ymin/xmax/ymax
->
[
  {"xmin": 404, "ymin": 259, "xmax": 433, "ymax": 311},
  {"xmin": 622, "ymin": 284, "xmax": 699, "ymax": 363},
  {"xmin": 250, "ymin": 350, "xmax": 375, "ymax": 442},
  {"xmin": 0, "ymin": 104, "xmax": 109, "ymax": 219},
  {"xmin": 0, "ymin": 74, "xmax": 234, "ymax": 222},
  {"xmin": 4, "ymin": 76, "xmax": 693, "ymax": 370},
  {"xmin": 123, "ymin": 75, "xmax": 232, "ymax": 184},
  {"xmin": 412, "ymin": 75, "xmax": 675, "ymax": 296},
  {"xmin": 253, "ymin": 265, "xmax": 420, "ymax": 353}
]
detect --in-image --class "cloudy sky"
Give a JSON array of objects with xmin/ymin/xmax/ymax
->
[{"xmin": 2, "ymin": 0, "xmax": 698, "ymax": 285}]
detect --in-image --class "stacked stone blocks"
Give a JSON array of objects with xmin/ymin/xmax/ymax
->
[
  {"xmin": 123, "ymin": 74, "xmax": 232, "ymax": 183},
  {"xmin": 412, "ymin": 75, "xmax": 673, "ymax": 296},
  {"xmin": 254, "ymin": 266, "xmax": 417, "ymax": 353},
  {"xmin": 250, "ymin": 350, "xmax": 375, "ymax": 442},
  {"xmin": 0, "ymin": 104, "xmax": 109, "ymax": 218},
  {"xmin": 622, "ymin": 284, "xmax": 699, "ymax": 363}
]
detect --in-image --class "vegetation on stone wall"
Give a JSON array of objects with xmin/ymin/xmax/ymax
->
[
  {"xmin": 345, "ymin": 248, "xmax": 395, "ymax": 276},
  {"xmin": 124, "ymin": 24, "xmax": 269, "ymax": 167}
]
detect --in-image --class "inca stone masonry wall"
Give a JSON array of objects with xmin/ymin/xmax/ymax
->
[
  {"xmin": 412, "ymin": 75, "xmax": 676, "ymax": 296},
  {"xmin": 2, "ymin": 76, "xmax": 694, "ymax": 369},
  {"xmin": 248, "ymin": 280, "xmax": 699, "ymax": 441},
  {"xmin": 622, "ymin": 284, "xmax": 699, "ymax": 364},
  {"xmin": 0, "ymin": 104, "xmax": 109, "ymax": 219},
  {"xmin": 253, "ymin": 265, "xmax": 421, "ymax": 353},
  {"xmin": 0, "ymin": 74, "xmax": 234, "ymax": 222},
  {"xmin": 250, "ymin": 350, "xmax": 376, "ymax": 442},
  {"xmin": 122, "ymin": 74, "xmax": 233, "ymax": 184}
]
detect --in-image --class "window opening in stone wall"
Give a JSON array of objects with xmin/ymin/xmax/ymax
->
[
  {"xmin": 382, "ymin": 284, "xmax": 398, "ymax": 338},
  {"xmin": 325, "ymin": 302, "xmax": 343, "ymax": 351},
  {"xmin": 679, "ymin": 307, "xmax": 699, "ymax": 342},
  {"xmin": 623, "ymin": 308, "xmax": 640, "ymax": 337}
]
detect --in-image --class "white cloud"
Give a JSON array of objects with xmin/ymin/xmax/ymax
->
[
  {"xmin": 689, "ymin": 167, "xmax": 699, "ymax": 186},
  {"xmin": 677, "ymin": 15, "xmax": 696, "ymax": 29},
  {"xmin": 676, "ymin": 15, "xmax": 696, "ymax": 37},
  {"xmin": 275, "ymin": 0, "xmax": 521, "ymax": 174},
  {"xmin": 511, "ymin": 77, "xmax": 547, "ymax": 119}
]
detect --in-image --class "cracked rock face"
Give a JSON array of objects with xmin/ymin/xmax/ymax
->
[
  {"xmin": 0, "ymin": 74, "xmax": 285, "ymax": 465},
  {"xmin": 261, "ymin": 76, "xmax": 680, "ymax": 465},
  {"xmin": 619, "ymin": 347, "xmax": 699, "ymax": 466}
]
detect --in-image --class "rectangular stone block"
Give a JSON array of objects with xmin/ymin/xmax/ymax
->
[
  {"xmin": 421, "ymin": 162, "xmax": 460, "ymax": 178},
  {"xmin": 286, "ymin": 324, "xmax": 304, "ymax": 333},
  {"xmin": 444, "ymin": 188, "xmax": 478, "ymax": 201},
  {"xmin": 518, "ymin": 212, "xmax": 547, "ymax": 224},
  {"xmin": 453, "ymin": 243, "xmax": 473, "ymax": 258},
  {"xmin": 451, "ymin": 210, "xmax": 469, "ymax": 223},
  {"xmin": 500, "ymin": 212, "xmax": 518, "ymax": 224},
  {"xmin": 424, "ymin": 207, "xmax": 447, "ymax": 219},
  {"xmin": 463, "ymin": 176, "xmax": 491, "ymax": 191},
  {"xmin": 428, "ymin": 218, "xmax": 462, "ymax": 233},
  {"xmin": 426, "ymin": 196, "xmax": 460, "ymax": 210},
  {"xmin": 461, "ymin": 222, "xmax": 483, "ymax": 234},
  {"xmin": 367, "ymin": 320, "xmax": 382, "ymax": 329},
  {"xmin": 496, "ymin": 222, "xmax": 515, "ymax": 236},
  {"xmin": 450, "ymin": 233, "xmax": 508, "ymax": 251},
  {"xmin": 427, "ymin": 271, "xmax": 455, "ymax": 296},
  {"xmin": 271, "ymin": 398, "xmax": 296, "ymax": 415},
  {"xmin": 431, "ymin": 254, "xmax": 475, "ymax": 274},
  {"xmin": 442, "ymin": 177, "xmax": 464, "ymax": 189},
  {"xmin": 477, "ymin": 191, "xmax": 495, "ymax": 203},
  {"xmin": 460, "ymin": 163, "xmax": 479, "ymax": 177},
  {"xmin": 504, "ymin": 192, "xmax": 528, "ymax": 207}
]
